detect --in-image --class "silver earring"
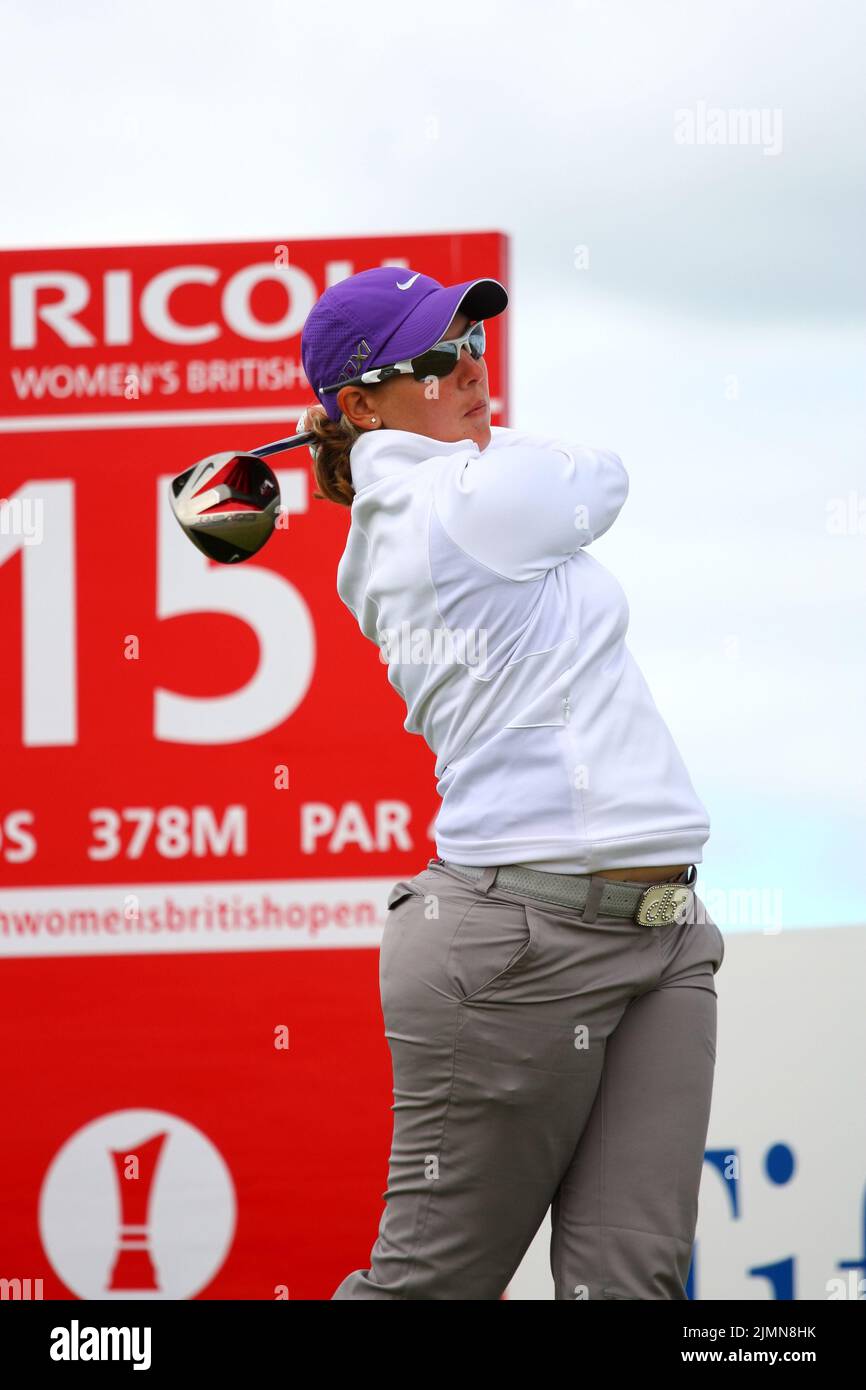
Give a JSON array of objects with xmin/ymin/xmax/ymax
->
[{"xmin": 371, "ymin": 417, "xmax": 377, "ymax": 423}]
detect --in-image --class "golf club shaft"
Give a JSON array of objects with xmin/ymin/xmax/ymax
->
[{"xmin": 251, "ymin": 430, "xmax": 316, "ymax": 459}]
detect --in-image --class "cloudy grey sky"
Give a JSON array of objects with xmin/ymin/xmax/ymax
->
[{"xmin": 2, "ymin": 0, "xmax": 864, "ymax": 924}]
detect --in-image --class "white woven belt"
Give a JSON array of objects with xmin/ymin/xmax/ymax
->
[{"xmin": 438, "ymin": 859, "xmax": 696, "ymax": 927}]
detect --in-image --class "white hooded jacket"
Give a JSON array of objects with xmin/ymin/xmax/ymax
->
[{"xmin": 335, "ymin": 424, "xmax": 710, "ymax": 871}]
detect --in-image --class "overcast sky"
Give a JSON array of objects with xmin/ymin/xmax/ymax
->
[{"xmin": 1, "ymin": 0, "xmax": 864, "ymax": 925}]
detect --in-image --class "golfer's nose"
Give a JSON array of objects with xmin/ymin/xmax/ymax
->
[{"xmin": 457, "ymin": 341, "xmax": 483, "ymax": 382}]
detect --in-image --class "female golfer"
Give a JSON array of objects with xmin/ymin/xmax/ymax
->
[{"xmin": 299, "ymin": 266, "xmax": 725, "ymax": 1301}]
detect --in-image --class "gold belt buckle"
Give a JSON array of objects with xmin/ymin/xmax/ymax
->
[{"xmin": 635, "ymin": 883, "xmax": 692, "ymax": 927}]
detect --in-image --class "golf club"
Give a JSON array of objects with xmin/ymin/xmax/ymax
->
[{"xmin": 168, "ymin": 429, "xmax": 317, "ymax": 564}]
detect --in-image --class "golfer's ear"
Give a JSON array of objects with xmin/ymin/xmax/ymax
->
[{"xmin": 432, "ymin": 440, "xmax": 629, "ymax": 583}]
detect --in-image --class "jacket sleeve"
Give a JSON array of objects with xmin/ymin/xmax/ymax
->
[{"xmin": 431, "ymin": 431, "xmax": 629, "ymax": 582}]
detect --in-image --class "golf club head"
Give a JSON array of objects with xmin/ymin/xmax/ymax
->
[{"xmin": 169, "ymin": 452, "xmax": 282, "ymax": 564}]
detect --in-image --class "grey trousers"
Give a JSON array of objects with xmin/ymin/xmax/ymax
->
[{"xmin": 332, "ymin": 856, "xmax": 725, "ymax": 1301}]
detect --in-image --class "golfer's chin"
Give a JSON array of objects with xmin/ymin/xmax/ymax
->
[{"xmin": 460, "ymin": 412, "xmax": 492, "ymax": 450}]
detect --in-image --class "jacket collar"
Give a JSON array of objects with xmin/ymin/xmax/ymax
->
[{"xmin": 349, "ymin": 428, "xmax": 484, "ymax": 495}]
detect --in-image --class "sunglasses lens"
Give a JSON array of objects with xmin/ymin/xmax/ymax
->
[
  {"xmin": 410, "ymin": 322, "xmax": 486, "ymax": 381},
  {"xmin": 410, "ymin": 349, "xmax": 457, "ymax": 380}
]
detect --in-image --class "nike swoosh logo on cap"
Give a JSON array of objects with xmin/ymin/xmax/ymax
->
[{"xmin": 396, "ymin": 273, "xmax": 421, "ymax": 290}]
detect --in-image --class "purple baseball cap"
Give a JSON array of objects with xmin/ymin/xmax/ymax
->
[{"xmin": 301, "ymin": 266, "xmax": 508, "ymax": 422}]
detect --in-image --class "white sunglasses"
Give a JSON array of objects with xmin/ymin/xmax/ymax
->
[{"xmin": 319, "ymin": 319, "xmax": 486, "ymax": 395}]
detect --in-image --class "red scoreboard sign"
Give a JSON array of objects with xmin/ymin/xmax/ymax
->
[{"xmin": 0, "ymin": 232, "xmax": 509, "ymax": 1299}]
